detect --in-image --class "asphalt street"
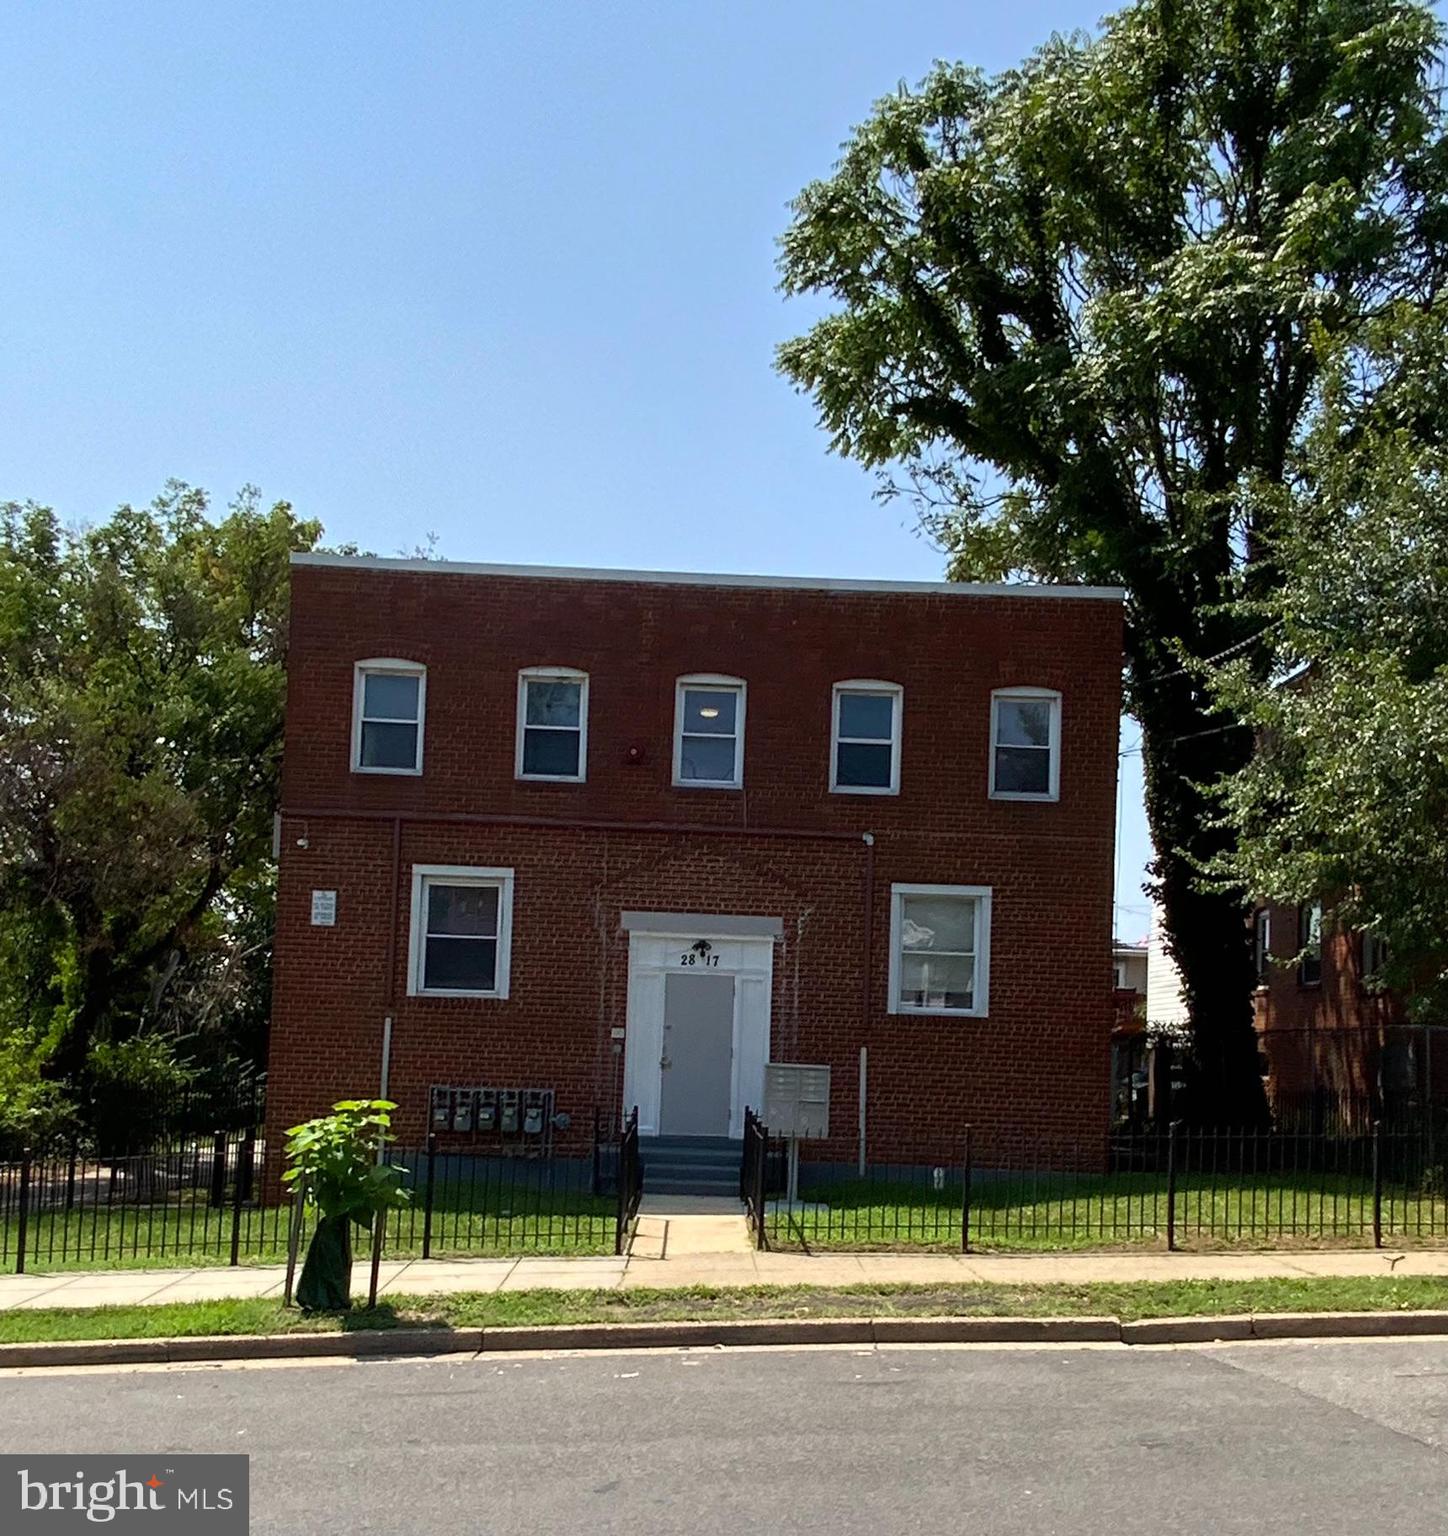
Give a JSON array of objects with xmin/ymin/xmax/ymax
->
[{"xmin": 3, "ymin": 1339, "xmax": 1448, "ymax": 1534}]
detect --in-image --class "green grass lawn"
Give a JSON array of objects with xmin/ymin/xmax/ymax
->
[
  {"xmin": 3, "ymin": 1275, "xmax": 1448, "ymax": 1346},
  {"xmin": 768, "ymin": 1170, "xmax": 1448, "ymax": 1252},
  {"xmin": 2, "ymin": 1185, "xmax": 618, "ymax": 1273}
]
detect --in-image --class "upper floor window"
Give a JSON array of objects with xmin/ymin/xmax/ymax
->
[
  {"xmin": 888, "ymin": 883, "xmax": 992, "ymax": 1018},
  {"xmin": 831, "ymin": 681, "xmax": 902, "ymax": 795},
  {"xmin": 674, "ymin": 675, "xmax": 745, "ymax": 788},
  {"xmin": 1361, "ymin": 930, "xmax": 1389, "ymax": 986},
  {"xmin": 516, "ymin": 667, "xmax": 588, "ymax": 782},
  {"xmin": 989, "ymin": 688, "xmax": 1061, "ymax": 801},
  {"xmin": 1253, "ymin": 908, "xmax": 1272, "ymax": 985},
  {"xmin": 1298, "ymin": 901, "xmax": 1323, "ymax": 986},
  {"xmin": 352, "ymin": 659, "xmax": 425, "ymax": 775},
  {"xmin": 407, "ymin": 865, "xmax": 514, "ymax": 999}
]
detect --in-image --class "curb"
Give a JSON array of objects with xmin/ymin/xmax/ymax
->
[{"xmin": 3, "ymin": 1310, "xmax": 1448, "ymax": 1370}]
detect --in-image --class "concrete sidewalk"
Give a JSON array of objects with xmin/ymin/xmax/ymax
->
[{"xmin": 2, "ymin": 1210, "xmax": 1447, "ymax": 1311}]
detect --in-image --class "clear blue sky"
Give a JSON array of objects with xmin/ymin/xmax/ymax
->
[{"xmin": 0, "ymin": 0, "xmax": 1153, "ymax": 939}]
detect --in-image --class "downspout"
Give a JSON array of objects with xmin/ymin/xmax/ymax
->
[
  {"xmin": 860, "ymin": 832, "xmax": 875, "ymax": 1173},
  {"xmin": 379, "ymin": 815, "xmax": 401, "ymax": 1102}
]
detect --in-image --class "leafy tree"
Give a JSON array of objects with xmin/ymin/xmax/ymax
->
[
  {"xmin": 0, "ymin": 483, "xmax": 320, "ymax": 1086},
  {"xmin": 1209, "ymin": 304, "xmax": 1448, "ymax": 1016},
  {"xmin": 776, "ymin": 0, "xmax": 1448, "ymax": 1120},
  {"xmin": 283, "ymin": 1100, "xmax": 410, "ymax": 1312}
]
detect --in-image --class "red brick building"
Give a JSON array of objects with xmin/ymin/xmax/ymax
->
[
  {"xmin": 1251, "ymin": 902, "xmax": 1445, "ymax": 1122},
  {"xmin": 266, "ymin": 554, "xmax": 1124, "ymax": 1169}
]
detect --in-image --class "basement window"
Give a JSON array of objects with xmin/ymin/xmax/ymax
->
[
  {"xmin": 408, "ymin": 866, "xmax": 514, "ymax": 999},
  {"xmin": 888, "ymin": 883, "xmax": 992, "ymax": 1018},
  {"xmin": 516, "ymin": 667, "xmax": 588, "ymax": 781},
  {"xmin": 352, "ymin": 659, "xmax": 426, "ymax": 775}
]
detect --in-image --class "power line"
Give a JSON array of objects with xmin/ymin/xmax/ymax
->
[{"xmin": 1137, "ymin": 619, "xmax": 1284, "ymax": 686}]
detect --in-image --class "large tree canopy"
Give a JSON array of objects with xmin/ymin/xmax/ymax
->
[
  {"xmin": 1209, "ymin": 304, "xmax": 1448, "ymax": 1017},
  {"xmin": 0, "ymin": 484, "xmax": 319, "ymax": 1097},
  {"xmin": 777, "ymin": 0, "xmax": 1448, "ymax": 1121}
]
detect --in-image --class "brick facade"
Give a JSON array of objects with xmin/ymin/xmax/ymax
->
[
  {"xmin": 267, "ymin": 556, "xmax": 1124, "ymax": 1165},
  {"xmin": 1251, "ymin": 902, "xmax": 1435, "ymax": 1116}
]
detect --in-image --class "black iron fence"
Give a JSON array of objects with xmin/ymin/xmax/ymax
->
[
  {"xmin": 0, "ymin": 1131, "xmax": 288, "ymax": 1274},
  {"xmin": 1114, "ymin": 1024, "xmax": 1448, "ymax": 1136},
  {"xmin": 759, "ymin": 1121, "xmax": 1448, "ymax": 1253},
  {"xmin": 615, "ymin": 1108, "xmax": 642, "ymax": 1256},
  {"xmin": 0, "ymin": 1114, "xmax": 637, "ymax": 1274},
  {"xmin": 741, "ymin": 1107, "xmax": 770, "ymax": 1247}
]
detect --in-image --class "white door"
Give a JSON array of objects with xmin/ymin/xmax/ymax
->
[{"xmin": 624, "ymin": 930, "xmax": 773, "ymax": 1139}]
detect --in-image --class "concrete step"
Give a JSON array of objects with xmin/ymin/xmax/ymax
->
[
  {"xmin": 645, "ymin": 1154, "xmax": 738, "ymax": 1175},
  {"xmin": 645, "ymin": 1179, "xmax": 741, "ymax": 1197},
  {"xmin": 644, "ymin": 1135, "xmax": 736, "ymax": 1151},
  {"xmin": 642, "ymin": 1139, "xmax": 738, "ymax": 1165}
]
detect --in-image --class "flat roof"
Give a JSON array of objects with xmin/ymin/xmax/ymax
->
[{"xmin": 291, "ymin": 552, "xmax": 1124, "ymax": 602}]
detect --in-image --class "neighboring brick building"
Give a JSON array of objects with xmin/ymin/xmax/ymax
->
[
  {"xmin": 266, "ymin": 554, "xmax": 1124, "ymax": 1169},
  {"xmin": 1250, "ymin": 902, "xmax": 1446, "ymax": 1122}
]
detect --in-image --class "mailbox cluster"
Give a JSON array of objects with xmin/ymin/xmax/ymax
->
[{"xmin": 429, "ymin": 1085, "xmax": 558, "ymax": 1153}]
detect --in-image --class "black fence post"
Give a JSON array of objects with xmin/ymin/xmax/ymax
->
[
  {"xmin": 961, "ymin": 1125, "xmax": 973, "ymax": 1254},
  {"xmin": 614, "ymin": 1134, "xmax": 627, "ymax": 1257},
  {"xmin": 229, "ymin": 1132, "xmax": 252, "ymax": 1267},
  {"xmin": 15, "ymin": 1149, "xmax": 32, "ymax": 1276},
  {"xmin": 1372, "ymin": 1119, "xmax": 1384, "ymax": 1250},
  {"xmin": 367, "ymin": 1204, "xmax": 385, "ymax": 1308},
  {"xmin": 209, "ymin": 1131, "xmax": 228, "ymax": 1210},
  {"xmin": 64, "ymin": 1141, "xmax": 78, "ymax": 1212},
  {"xmin": 1166, "ymin": 1120, "xmax": 1180, "ymax": 1253},
  {"xmin": 422, "ymin": 1133, "xmax": 438, "ymax": 1260},
  {"xmin": 753, "ymin": 1123, "xmax": 768, "ymax": 1252}
]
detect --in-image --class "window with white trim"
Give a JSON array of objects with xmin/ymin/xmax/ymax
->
[
  {"xmin": 888, "ymin": 884, "xmax": 991, "ymax": 1017},
  {"xmin": 408, "ymin": 866, "xmax": 514, "ymax": 998},
  {"xmin": 831, "ymin": 680, "xmax": 902, "ymax": 794},
  {"xmin": 674, "ymin": 675, "xmax": 745, "ymax": 788},
  {"xmin": 1253, "ymin": 908, "xmax": 1272, "ymax": 984},
  {"xmin": 990, "ymin": 688, "xmax": 1061, "ymax": 800},
  {"xmin": 1361, "ymin": 930, "xmax": 1389, "ymax": 985},
  {"xmin": 1298, "ymin": 901, "xmax": 1323, "ymax": 986},
  {"xmin": 352, "ymin": 660, "xmax": 425, "ymax": 774},
  {"xmin": 516, "ymin": 667, "xmax": 588, "ymax": 781}
]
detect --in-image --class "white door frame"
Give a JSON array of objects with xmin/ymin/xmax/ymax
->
[{"xmin": 623, "ymin": 926, "xmax": 774, "ymax": 1139}]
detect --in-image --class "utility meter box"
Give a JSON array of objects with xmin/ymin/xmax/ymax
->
[{"xmin": 764, "ymin": 1062, "xmax": 831, "ymax": 1141}]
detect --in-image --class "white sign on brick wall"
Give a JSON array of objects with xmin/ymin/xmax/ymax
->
[{"xmin": 310, "ymin": 889, "xmax": 337, "ymax": 927}]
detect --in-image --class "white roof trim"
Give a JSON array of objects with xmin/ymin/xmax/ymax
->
[{"xmin": 291, "ymin": 552, "xmax": 1123, "ymax": 602}]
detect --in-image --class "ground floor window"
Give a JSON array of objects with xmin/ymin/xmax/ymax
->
[
  {"xmin": 407, "ymin": 865, "xmax": 515, "ymax": 998},
  {"xmin": 887, "ymin": 883, "xmax": 992, "ymax": 1017}
]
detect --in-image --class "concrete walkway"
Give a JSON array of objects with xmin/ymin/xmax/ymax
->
[{"xmin": 2, "ymin": 1213, "xmax": 1447, "ymax": 1311}]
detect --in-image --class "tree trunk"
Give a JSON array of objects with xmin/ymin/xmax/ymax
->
[
  {"xmin": 1135, "ymin": 661, "xmax": 1270, "ymax": 1128},
  {"xmin": 296, "ymin": 1214, "xmax": 354, "ymax": 1311}
]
